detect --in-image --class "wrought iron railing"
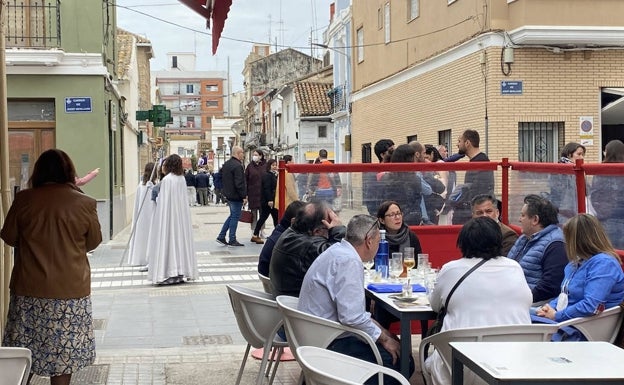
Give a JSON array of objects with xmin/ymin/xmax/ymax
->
[
  {"xmin": 3, "ymin": 0, "xmax": 61, "ymax": 48},
  {"xmin": 328, "ymin": 84, "xmax": 348, "ymax": 114}
]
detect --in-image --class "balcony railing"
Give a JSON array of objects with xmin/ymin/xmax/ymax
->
[
  {"xmin": 3, "ymin": 0, "xmax": 61, "ymax": 48},
  {"xmin": 328, "ymin": 84, "xmax": 348, "ymax": 114}
]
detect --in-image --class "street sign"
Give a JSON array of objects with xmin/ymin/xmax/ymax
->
[
  {"xmin": 65, "ymin": 97, "xmax": 92, "ymax": 113},
  {"xmin": 501, "ymin": 81, "xmax": 523, "ymax": 95}
]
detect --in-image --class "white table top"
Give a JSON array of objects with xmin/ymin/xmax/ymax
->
[
  {"xmin": 451, "ymin": 341, "xmax": 624, "ymax": 380},
  {"xmin": 365, "ymin": 289, "xmax": 432, "ymax": 313}
]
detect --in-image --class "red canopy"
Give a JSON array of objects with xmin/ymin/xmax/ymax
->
[{"xmin": 178, "ymin": 0, "xmax": 232, "ymax": 55}]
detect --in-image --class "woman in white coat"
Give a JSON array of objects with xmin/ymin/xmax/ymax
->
[
  {"xmin": 127, "ymin": 162, "xmax": 156, "ymax": 267},
  {"xmin": 425, "ymin": 217, "xmax": 532, "ymax": 385}
]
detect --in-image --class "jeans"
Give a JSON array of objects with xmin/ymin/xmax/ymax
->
[
  {"xmin": 327, "ymin": 336, "xmax": 414, "ymax": 385},
  {"xmin": 218, "ymin": 200, "xmax": 243, "ymax": 242}
]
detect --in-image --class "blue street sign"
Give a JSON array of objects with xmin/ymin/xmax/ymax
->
[
  {"xmin": 65, "ymin": 97, "xmax": 92, "ymax": 113},
  {"xmin": 501, "ymin": 81, "xmax": 523, "ymax": 95}
]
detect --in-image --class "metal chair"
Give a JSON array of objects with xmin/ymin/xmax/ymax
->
[
  {"xmin": 557, "ymin": 305, "xmax": 623, "ymax": 342},
  {"xmin": 227, "ymin": 284, "xmax": 288, "ymax": 385},
  {"xmin": 276, "ymin": 295, "xmax": 384, "ymax": 384},
  {"xmin": 0, "ymin": 347, "xmax": 31, "ymax": 385},
  {"xmin": 419, "ymin": 323, "xmax": 559, "ymax": 385},
  {"xmin": 296, "ymin": 346, "xmax": 410, "ymax": 385},
  {"xmin": 258, "ymin": 273, "xmax": 274, "ymax": 296}
]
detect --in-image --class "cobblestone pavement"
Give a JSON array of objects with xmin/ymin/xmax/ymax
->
[{"xmin": 30, "ymin": 204, "xmax": 424, "ymax": 385}]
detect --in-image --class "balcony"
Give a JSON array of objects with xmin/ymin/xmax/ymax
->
[
  {"xmin": 3, "ymin": 0, "xmax": 61, "ymax": 48},
  {"xmin": 328, "ymin": 84, "xmax": 347, "ymax": 115}
]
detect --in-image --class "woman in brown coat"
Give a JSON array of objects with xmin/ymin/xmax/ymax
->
[{"xmin": 1, "ymin": 149, "xmax": 102, "ymax": 385}]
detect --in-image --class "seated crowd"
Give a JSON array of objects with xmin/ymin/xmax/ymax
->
[{"xmin": 259, "ymin": 187, "xmax": 624, "ymax": 384}]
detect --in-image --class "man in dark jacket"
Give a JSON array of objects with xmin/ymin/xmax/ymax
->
[
  {"xmin": 216, "ymin": 146, "xmax": 247, "ymax": 246},
  {"xmin": 194, "ymin": 168, "xmax": 211, "ymax": 206},
  {"xmin": 269, "ymin": 201, "xmax": 346, "ymax": 297}
]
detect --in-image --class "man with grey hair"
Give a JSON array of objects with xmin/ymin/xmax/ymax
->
[{"xmin": 298, "ymin": 215, "xmax": 414, "ymax": 383}]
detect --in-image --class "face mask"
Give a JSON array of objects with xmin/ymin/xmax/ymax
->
[{"xmin": 252, "ymin": 155, "xmax": 259, "ymax": 162}]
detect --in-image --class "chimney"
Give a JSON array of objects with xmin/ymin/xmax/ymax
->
[{"xmin": 330, "ymin": 2, "xmax": 335, "ymax": 22}]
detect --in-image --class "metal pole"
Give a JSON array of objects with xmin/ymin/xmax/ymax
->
[{"xmin": 0, "ymin": 0, "xmax": 12, "ymax": 334}]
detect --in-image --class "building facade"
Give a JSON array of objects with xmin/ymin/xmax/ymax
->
[{"xmin": 350, "ymin": 0, "xmax": 624, "ymax": 165}]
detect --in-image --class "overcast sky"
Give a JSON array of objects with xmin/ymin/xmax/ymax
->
[{"xmin": 116, "ymin": 0, "xmax": 335, "ymax": 93}]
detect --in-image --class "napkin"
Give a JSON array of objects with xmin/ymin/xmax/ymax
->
[{"xmin": 366, "ymin": 283, "xmax": 426, "ymax": 293}]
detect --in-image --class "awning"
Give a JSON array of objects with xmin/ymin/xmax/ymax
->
[{"xmin": 178, "ymin": 0, "xmax": 232, "ymax": 55}]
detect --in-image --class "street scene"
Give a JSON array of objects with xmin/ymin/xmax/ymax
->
[{"xmin": 2, "ymin": 0, "xmax": 624, "ymax": 385}]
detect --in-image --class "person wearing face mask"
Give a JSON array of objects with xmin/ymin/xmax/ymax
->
[
  {"xmin": 251, "ymin": 159, "xmax": 279, "ymax": 244},
  {"xmin": 245, "ymin": 150, "xmax": 267, "ymax": 236}
]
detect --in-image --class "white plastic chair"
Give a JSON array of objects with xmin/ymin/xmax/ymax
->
[
  {"xmin": 419, "ymin": 323, "xmax": 559, "ymax": 385},
  {"xmin": 258, "ymin": 273, "xmax": 274, "ymax": 296},
  {"xmin": 276, "ymin": 295, "xmax": 384, "ymax": 384},
  {"xmin": 227, "ymin": 284, "xmax": 288, "ymax": 385},
  {"xmin": 296, "ymin": 346, "xmax": 410, "ymax": 385},
  {"xmin": 557, "ymin": 305, "xmax": 623, "ymax": 342},
  {"xmin": 0, "ymin": 347, "xmax": 31, "ymax": 385}
]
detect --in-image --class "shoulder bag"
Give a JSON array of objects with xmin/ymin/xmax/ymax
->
[{"xmin": 426, "ymin": 258, "xmax": 487, "ymax": 337}]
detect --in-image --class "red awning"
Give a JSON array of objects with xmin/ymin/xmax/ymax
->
[{"xmin": 178, "ymin": 0, "xmax": 232, "ymax": 55}]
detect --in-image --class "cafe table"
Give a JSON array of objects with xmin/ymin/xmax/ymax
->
[
  {"xmin": 450, "ymin": 341, "xmax": 624, "ymax": 385},
  {"xmin": 365, "ymin": 286, "xmax": 436, "ymax": 379}
]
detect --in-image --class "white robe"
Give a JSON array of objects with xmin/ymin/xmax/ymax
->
[
  {"xmin": 147, "ymin": 173, "xmax": 198, "ymax": 283},
  {"xmin": 127, "ymin": 181, "xmax": 155, "ymax": 266}
]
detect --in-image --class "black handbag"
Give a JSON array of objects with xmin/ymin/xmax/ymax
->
[{"xmin": 426, "ymin": 259, "xmax": 487, "ymax": 337}]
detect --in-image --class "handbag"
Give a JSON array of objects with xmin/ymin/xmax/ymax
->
[
  {"xmin": 426, "ymin": 259, "xmax": 487, "ymax": 337},
  {"xmin": 239, "ymin": 206, "xmax": 253, "ymax": 223}
]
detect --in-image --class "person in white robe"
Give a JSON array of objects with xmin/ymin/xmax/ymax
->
[
  {"xmin": 425, "ymin": 217, "xmax": 532, "ymax": 385},
  {"xmin": 147, "ymin": 154, "xmax": 198, "ymax": 285},
  {"xmin": 127, "ymin": 162, "xmax": 156, "ymax": 267}
]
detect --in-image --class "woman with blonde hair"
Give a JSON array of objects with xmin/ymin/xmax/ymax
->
[{"xmin": 537, "ymin": 214, "xmax": 624, "ymax": 324}]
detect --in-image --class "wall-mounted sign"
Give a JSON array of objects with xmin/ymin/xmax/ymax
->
[
  {"xmin": 579, "ymin": 116, "xmax": 594, "ymax": 146},
  {"xmin": 501, "ymin": 81, "xmax": 523, "ymax": 95},
  {"xmin": 65, "ymin": 97, "xmax": 92, "ymax": 113}
]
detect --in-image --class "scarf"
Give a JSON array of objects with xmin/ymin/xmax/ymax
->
[{"xmin": 384, "ymin": 223, "xmax": 412, "ymax": 252}]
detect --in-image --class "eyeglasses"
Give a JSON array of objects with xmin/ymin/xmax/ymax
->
[
  {"xmin": 384, "ymin": 211, "xmax": 403, "ymax": 219},
  {"xmin": 365, "ymin": 218, "xmax": 380, "ymax": 239}
]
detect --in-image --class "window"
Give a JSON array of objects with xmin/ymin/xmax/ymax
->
[
  {"xmin": 205, "ymin": 84, "xmax": 219, "ymax": 92},
  {"xmin": 377, "ymin": 8, "xmax": 383, "ymax": 30},
  {"xmin": 408, "ymin": 0, "xmax": 419, "ymax": 20},
  {"xmin": 407, "ymin": 134, "xmax": 417, "ymax": 143},
  {"xmin": 205, "ymin": 100, "xmax": 219, "ymax": 108},
  {"xmin": 186, "ymin": 84, "xmax": 194, "ymax": 94},
  {"xmin": 362, "ymin": 143, "xmax": 372, "ymax": 163},
  {"xmin": 172, "ymin": 56, "xmax": 177, "ymax": 68},
  {"xmin": 318, "ymin": 125, "xmax": 327, "ymax": 138},
  {"xmin": 384, "ymin": 2, "xmax": 391, "ymax": 44},
  {"xmin": 518, "ymin": 122, "xmax": 565, "ymax": 162},
  {"xmin": 438, "ymin": 129, "xmax": 451, "ymax": 155},
  {"xmin": 356, "ymin": 27, "xmax": 364, "ymax": 63}
]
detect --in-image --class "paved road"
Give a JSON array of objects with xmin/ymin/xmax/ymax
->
[{"xmin": 30, "ymin": 203, "xmax": 423, "ymax": 385}]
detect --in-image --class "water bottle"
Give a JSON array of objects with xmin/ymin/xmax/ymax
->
[{"xmin": 375, "ymin": 229, "xmax": 389, "ymax": 279}]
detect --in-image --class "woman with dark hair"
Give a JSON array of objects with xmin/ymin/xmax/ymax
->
[
  {"xmin": 1, "ymin": 149, "xmax": 102, "ymax": 385},
  {"xmin": 376, "ymin": 200, "xmax": 422, "ymax": 256},
  {"xmin": 380, "ymin": 144, "xmax": 424, "ymax": 225},
  {"xmin": 127, "ymin": 162, "xmax": 156, "ymax": 267},
  {"xmin": 550, "ymin": 142, "xmax": 586, "ymax": 221},
  {"xmin": 537, "ymin": 214, "xmax": 624, "ymax": 324},
  {"xmin": 425, "ymin": 217, "xmax": 531, "ymax": 385},
  {"xmin": 245, "ymin": 149, "xmax": 267, "ymax": 233},
  {"xmin": 590, "ymin": 139, "xmax": 624, "ymax": 249},
  {"xmin": 251, "ymin": 159, "xmax": 279, "ymax": 244},
  {"xmin": 147, "ymin": 154, "xmax": 198, "ymax": 285}
]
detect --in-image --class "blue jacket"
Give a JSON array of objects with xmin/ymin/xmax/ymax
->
[
  {"xmin": 507, "ymin": 224, "xmax": 567, "ymax": 302},
  {"xmin": 549, "ymin": 253, "xmax": 624, "ymax": 322}
]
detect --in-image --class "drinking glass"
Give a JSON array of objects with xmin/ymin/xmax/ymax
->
[
  {"xmin": 417, "ymin": 253, "xmax": 430, "ymax": 271},
  {"xmin": 363, "ymin": 259, "xmax": 374, "ymax": 280},
  {"xmin": 403, "ymin": 248, "xmax": 415, "ymax": 277},
  {"xmin": 390, "ymin": 253, "xmax": 403, "ymax": 282}
]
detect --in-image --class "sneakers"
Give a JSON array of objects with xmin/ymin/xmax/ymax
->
[
  {"xmin": 216, "ymin": 237, "xmax": 228, "ymax": 246},
  {"xmin": 251, "ymin": 236, "xmax": 265, "ymax": 244},
  {"xmin": 228, "ymin": 240, "xmax": 245, "ymax": 247}
]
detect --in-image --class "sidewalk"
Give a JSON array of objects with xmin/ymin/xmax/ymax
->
[{"xmin": 30, "ymin": 203, "xmax": 424, "ymax": 385}]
